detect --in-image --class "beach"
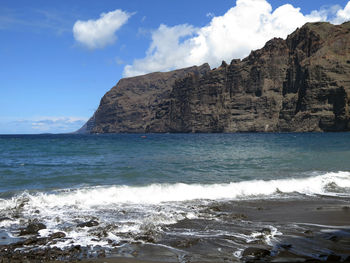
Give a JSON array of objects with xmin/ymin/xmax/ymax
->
[{"xmin": 1, "ymin": 196, "xmax": 350, "ymax": 262}]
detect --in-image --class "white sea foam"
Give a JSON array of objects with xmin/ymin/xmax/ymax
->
[
  {"xmin": 0, "ymin": 171, "xmax": 349, "ymax": 248},
  {"xmin": 0, "ymin": 171, "xmax": 349, "ymax": 209}
]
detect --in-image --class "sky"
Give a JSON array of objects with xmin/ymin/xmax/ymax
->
[{"xmin": 1, "ymin": 0, "xmax": 350, "ymax": 134}]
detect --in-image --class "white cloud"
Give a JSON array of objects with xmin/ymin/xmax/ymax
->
[
  {"xmin": 124, "ymin": 24, "xmax": 197, "ymax": 77},
  {"xmin": 123, "ymin": 0, "xmax": 350, "ymax": 77},
  {"xmin": 332, "ymin": 2, "xmax": 350, "ymax": 24},
  {"xmin": 0, "ymin": 117, "xmax": 88, "ymax": 134},
  {"xmin": 73, "ymin": 9, "xmax": 131, "ymax": 49},
  {"xmin": 30, "ymin": 117, "xmax": 88, "ymax": 132}
]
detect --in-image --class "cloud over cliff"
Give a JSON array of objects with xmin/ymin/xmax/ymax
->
[{"xmin": 123, "ymin": 0, "xmax": 350, "ymax": 77}]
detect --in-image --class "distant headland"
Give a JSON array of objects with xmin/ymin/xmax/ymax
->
[{"xmin": 79, "ymin": 22, "xmax": 350, "ymax": 133}]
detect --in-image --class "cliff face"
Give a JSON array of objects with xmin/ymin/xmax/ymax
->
[
  {"xmin": 81, "ymin": 22, "xmax": 350, "ymax": 133},
  {"xmin": 81, "ymin": 65, "xmax": 210, "ymax": 133}
]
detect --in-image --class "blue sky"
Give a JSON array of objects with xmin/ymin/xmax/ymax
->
[{"xmin": 1, "ymin": 0, "xmax": 350, "ymax": 134}]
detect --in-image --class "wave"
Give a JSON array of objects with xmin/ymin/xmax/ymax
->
[
  {"xmin": 1, "ymin": 171, "xmax": 349, "ymax": 209},
  {"xmin": 0, "ymin": 171, "xmax": 349, "ymax": 250}
]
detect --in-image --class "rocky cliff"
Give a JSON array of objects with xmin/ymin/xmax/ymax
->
[{"xmin": 80, "ymin": 22, "xmax": 350, "ymax": 133}]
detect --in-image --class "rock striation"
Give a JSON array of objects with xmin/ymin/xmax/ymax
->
[{"xmin": 80, "ymin": 22, "xmax": 350, "ymax": 133}]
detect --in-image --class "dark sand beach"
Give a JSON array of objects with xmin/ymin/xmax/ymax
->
[{"xmin": 1, "ymin": 196, "xmax": 350, "ymax": 262}]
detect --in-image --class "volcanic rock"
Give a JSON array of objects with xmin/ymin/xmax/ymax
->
[
  {"xmin": 19, "ymin": 222, "xmax": 46, "ymax": 236},
  {"xmin": 49, "ymin": 232, "xmax": 66, "ymax": 239},
  {"xmin": 77, "ymin": 220, "xmax": 99, "ymax": 228},
  {"xmin": 242, "ymin": 247, "xmax": 271, "ymax": 258},
  {"xmin": 80, "ymin": 22, "xmax": 350, "ymax": 133}
]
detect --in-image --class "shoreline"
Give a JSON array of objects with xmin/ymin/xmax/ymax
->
[{"xmin": 1, "ymin": 196, "xmax": 350, "ymax": 262}]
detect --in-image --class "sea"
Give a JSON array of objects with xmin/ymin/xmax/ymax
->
[{"xmin": 0, "ymin": 133, "xmax": 350, "ymax": 261}]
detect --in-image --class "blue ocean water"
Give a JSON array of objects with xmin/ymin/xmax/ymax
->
[
  {"xmin": 1, "ymin": 133, "xmax": 350, "ymax": 256},
  {"xmin": 1, "ymin": 133, "xmax": 350, "ymax": 196}
]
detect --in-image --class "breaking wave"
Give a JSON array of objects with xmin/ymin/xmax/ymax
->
[
  {"xmin": 1, "ymin": 171, "xmax": 349, "ymax": 209},
  {"xmin": 0, "ymin": 171, "xmax": 349, "ymax": 249}
]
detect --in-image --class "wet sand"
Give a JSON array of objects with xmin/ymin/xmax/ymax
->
[
  {"xmin": 81, "ymin": 197, "xmax": 350, "ymax": 262},
  {"xmin": 1, "ymin": 196, "xmax": 350, "ymax": 262},
  {"xmin": 224, "ymin": 196, "xmax": 350, "ymax": 226}
]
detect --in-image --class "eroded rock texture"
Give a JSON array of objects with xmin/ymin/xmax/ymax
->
[{"xmin": 80, "ymin": 22, "xmax": 350, "ymax": 133}]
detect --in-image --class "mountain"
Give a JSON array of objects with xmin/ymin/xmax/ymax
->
[{"xmin": 79, "ymin": 22, "xmax": 350, "ymax": 133}]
